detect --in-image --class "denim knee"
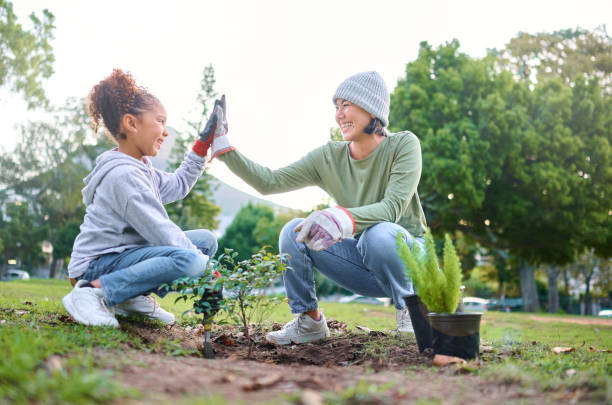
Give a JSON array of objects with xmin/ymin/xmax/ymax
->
[
  {"xmin": 279, "ymin": 218, "xmax": 304, "ymax": 256},
  {"xmin": 358, "ymin": 222, "xmax": 410, "ymax": 266},
  {"xmin": 185, "ymin": 229, "xmax": 218, "ymax": 257},
  {"xmin": 179, "ymin": 250, "xmax": 208, "ymax": 278}
]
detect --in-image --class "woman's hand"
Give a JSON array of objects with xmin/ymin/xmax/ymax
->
[{"xmin": 294, "ymin": 207, "xmax": 355, "ymax": 251}]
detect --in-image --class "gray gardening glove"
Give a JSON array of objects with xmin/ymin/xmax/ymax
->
[
  {"xmin": 294, "ymin": 207, "xmax": 355, "ymax": 251},
  {"xmin": 206, "ymin": 95, "xmax": 233, "ymax": 161}
]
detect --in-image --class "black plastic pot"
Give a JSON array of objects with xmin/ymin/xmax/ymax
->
[
  {"xmin": 403, "ymin": 295, "xmax": 432, "ymax": 353},
  {"xmin": 428, "ymin": 312, "xmax": 482, "ymax": 360}
]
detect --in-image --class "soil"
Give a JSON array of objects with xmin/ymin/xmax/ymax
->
[{"xmin": 99, "ymin": 319, "xmax": 596, "ymax": 404}]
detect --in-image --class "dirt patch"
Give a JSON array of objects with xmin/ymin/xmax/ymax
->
[
  {"xmin": 122, "ymin": 319, "xmax": 429, "ymax": 368},
  {"xmin": 527, "ymin": 315, "xmax": 612, "ymax": 326},
  {"xmin": 106, "ymin": 349, "xmax": 569, "ymax": 405},
  {"xmin": 105, "ymin": 319, "xmax": 602, "ymax": 404}
]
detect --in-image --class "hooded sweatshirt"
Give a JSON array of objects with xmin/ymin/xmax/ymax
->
[{"xmin": 68, "ymin": 149, "xmax": 207, "ymax": 278}]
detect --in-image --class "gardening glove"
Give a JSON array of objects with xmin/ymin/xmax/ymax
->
[
  {"xmin": 192, "ymin": 99, "xmax": 219, "ymax": 157},
  {"xmin": 198, "ymin": 94, "xmax": 234, "ymax": 162},
  {"xmin": 294, "ymin": 206, "xmax": 355, "ymax": 251}
]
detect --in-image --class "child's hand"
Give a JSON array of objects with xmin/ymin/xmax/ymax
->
[{"xmin": 192, "ymin": 95, "xmax": 232, "ymax": 158}]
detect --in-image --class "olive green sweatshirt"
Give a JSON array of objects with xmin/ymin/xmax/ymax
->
[{"xmin": 219, "ymin": 131, "xmax": 427, "ymax": 237}]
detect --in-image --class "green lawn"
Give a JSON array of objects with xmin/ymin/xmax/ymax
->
[{"xmin": 1, "ymin": 279, "xmax": 610, "ymax": 404}]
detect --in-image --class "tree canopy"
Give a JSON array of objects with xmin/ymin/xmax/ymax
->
[{"xmin": 0, "ymin": 0, "xmax": 55, "ymax": 108}]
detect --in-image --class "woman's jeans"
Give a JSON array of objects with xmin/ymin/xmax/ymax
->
[
  {"xmin": 280, "ymin": 218, "xmax": 424, "ymax": 313},
  {"xmin": 79, "ymin": 229, "xmax": 217, "ymax": 306}
]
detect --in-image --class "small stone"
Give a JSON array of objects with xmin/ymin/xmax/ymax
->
[
  {"xmin": 45, "ymin": 355, "xmax": 63, "ymax": 372},
  {"xmin": 432, "ymin": 354, "xmax": 466, "ymax": 366},
  {"xmin": 565, "ymin": 369, "xmax": 577, "ymax": 377},
  {"xmin": 300, "ymin": 389, "xmax": 323, "ymax": 405},
  {"xmin": 552, "ymin": 346, "xmax": 575, "ymax": 354}
]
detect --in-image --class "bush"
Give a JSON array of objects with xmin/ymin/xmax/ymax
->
[{"xmin": 171, "ymin": 247, "xmax": 288, "ymax": 358}]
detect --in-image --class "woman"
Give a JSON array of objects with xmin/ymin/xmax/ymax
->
[{"xmin": 208, "ymin": 71, "xmax": 427, "ymax": 344}]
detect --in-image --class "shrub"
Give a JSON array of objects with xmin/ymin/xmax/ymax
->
[{"xmin": 171, "ymin": 247, "xmax": 288, "ymax": 358}]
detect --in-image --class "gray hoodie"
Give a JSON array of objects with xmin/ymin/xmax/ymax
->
[{"xmin": 68, "ymin": 149, "xmax": 207, "ymax": 278}]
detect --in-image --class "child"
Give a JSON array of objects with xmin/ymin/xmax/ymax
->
[{"xmin": 62, "ymin": 68, "xmax": 220, "ymax": 327}]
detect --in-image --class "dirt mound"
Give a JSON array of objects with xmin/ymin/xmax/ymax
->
[{"xmin": 122, "ymin": 319, "xmax": 431, "ymax": 368}]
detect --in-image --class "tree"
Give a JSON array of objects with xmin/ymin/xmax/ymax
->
[
  {"xmin": 495, "ymin": 26, "xmax": 612, "ymax": 93},
  {"xmin": 253, "ymin": 209, "xmax": 304, "ymax": 254},
  {"xmin": 0, "ymin": 98, "xmax": 114, "ymax": 275},
  {"xmin": 0, "ymin": 201, "xmax": 47, "ymax": 270},
  {"xmin": 389, "ymin": 35, "xmax": 612, "ymax": 312},
  {"xmin": 570, "ymin": 249, "xmax": 612, "ymax": 315},
  {"xmin": 0, "ymin": 0, "xmax": 55, "ymax": 108},
  {"xmin": 166, "ymin": 65, "xmax": 221, "ymax": 231},
  {"xmin": 495, "ymin": 27, "xmax": 612, "ymax": 311},
  {"xmin": 217, "ymin": 203, "xmax": 275, "ymax": 260}
]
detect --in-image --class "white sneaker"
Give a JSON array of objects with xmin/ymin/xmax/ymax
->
[
  {"xmin": 266, "ymin": 313, "xmax": 330, "ymax": 345},
  {"xmin": 62, "ymin": 280, "xmax": 119, "ymax": 328},
  {"xmin": 396, "ymin": 307, "xmax": 414, "ymax": 333},
  {"xmin": 114, "ymin": 295, "xmax": 175, "ymax": 325}
]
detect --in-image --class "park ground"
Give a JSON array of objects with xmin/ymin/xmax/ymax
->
[{"xmin": 1, "ymin": 280, "xmax": 611, "ymax": 405}]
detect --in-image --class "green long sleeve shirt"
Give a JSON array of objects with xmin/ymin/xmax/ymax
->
[{"xmin": 219, "ymin": 131, "xmax": 427, "ymax": 237}]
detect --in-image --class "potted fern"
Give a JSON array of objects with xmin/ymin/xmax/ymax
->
[{"xmin": 397, "ymin": 229, "xmax": 482, "ymax": 360}]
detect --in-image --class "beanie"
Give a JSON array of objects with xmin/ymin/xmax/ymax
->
[{"xmin": 332, "ymin": 71, "xmax": 390, "ymax": 127}]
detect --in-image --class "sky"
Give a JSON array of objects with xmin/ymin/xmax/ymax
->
[{"xmin": 2, "ymin": 0, "xmax": 611, "ymax": 210}]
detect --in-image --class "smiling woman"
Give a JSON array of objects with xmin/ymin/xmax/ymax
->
[{"xmin": 205, "ymin": 71, "xmax": 428, "ymax": 346}]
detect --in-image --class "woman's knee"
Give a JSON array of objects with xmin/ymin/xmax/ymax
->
[
  {"xmin": 359, "ymin": 222, "xmax": 411, "ymax": 263},
  {"xmin": 278, "ymin": 218, "xmax": 304, "ymax": 254}
]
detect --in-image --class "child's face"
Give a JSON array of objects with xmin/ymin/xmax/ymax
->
[{"xmin": 133, "ymin": 103, "xmax": 168, "ymax": 158}]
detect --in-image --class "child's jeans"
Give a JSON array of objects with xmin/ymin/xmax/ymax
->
[
  {"xmin": 280, "ymin": 218, "xmax": 424, "ymax": 313},
  {"xmin": 78, "ymin": 229, "xmax": 217, "ymax": 306}
]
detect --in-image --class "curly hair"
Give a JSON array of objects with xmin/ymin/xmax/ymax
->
[{"xmin": 87, "ymin": 68, "xmax": 160, "ymax": 140}]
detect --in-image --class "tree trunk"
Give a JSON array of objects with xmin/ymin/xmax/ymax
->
[
  {"xmin": 520, "ymin": 263, "xmax": 540, "ymax": 312},
  {"xmin": 584, "ymin": 270, "xmax": 595, "ymax": 315},
  {"xmin": 562, "ymin": 267, "xmax": 572, "ymax": 313},
  {"xmin": 48, "ymin": 257, "xmax": 61, "ymax": 279},
  {"xmin": 497, "ymin": 277, "xmax": 505, "ymax": 299},
  {"xmin": 547, "ymin": 265, "xmax": 560, "ymax": 313}
]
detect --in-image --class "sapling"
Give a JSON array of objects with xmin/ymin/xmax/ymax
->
[
  {"xmin": 397, "ymin": 229, "xmax": 462, "ymax": 314},
  {"xmin": 171, "ymin": 248, "xmax": 287, "ymax": 358},
  {"xmin": 211, "ymin": 248, "xmax": 288, "ymax": 358}
]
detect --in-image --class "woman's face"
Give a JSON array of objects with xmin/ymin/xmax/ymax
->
[{"xmin": 335, "ymin": 99, "xmax": 374, "ymax": 142}]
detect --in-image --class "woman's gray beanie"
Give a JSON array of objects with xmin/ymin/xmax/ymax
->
[{"xmin": 333, "ymin": 71, "xmax": 390, "ymax": 127}]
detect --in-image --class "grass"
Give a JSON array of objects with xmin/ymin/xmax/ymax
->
[{"xmin": 1, "ymin": 279, "xmax": 611, "ymax": 404}]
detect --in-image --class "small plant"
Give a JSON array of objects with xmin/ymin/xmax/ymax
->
[
  {"xmin": 213, "ymin": 247, "xmax": 288, "ymax": 357},
  {"xmin": 172, "ymin": 247, "xmax": 288, "ymax": 358},
  {"xmin": 397, "ymin": 228, "xmax": 462, "ymax": 314}
]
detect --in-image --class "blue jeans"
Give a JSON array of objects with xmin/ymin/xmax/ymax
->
[
  {"xmin": 280, "ymin": 218, "xmax": 424, "ymax": 313},
  {"xmin": 79, "ymin": 229, "xmax": 217, "ymax": 306}
]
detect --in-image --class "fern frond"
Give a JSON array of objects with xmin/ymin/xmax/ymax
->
[{"xmin": 442, "ymin": 234, "xmax": 462, "ymax": 313}]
